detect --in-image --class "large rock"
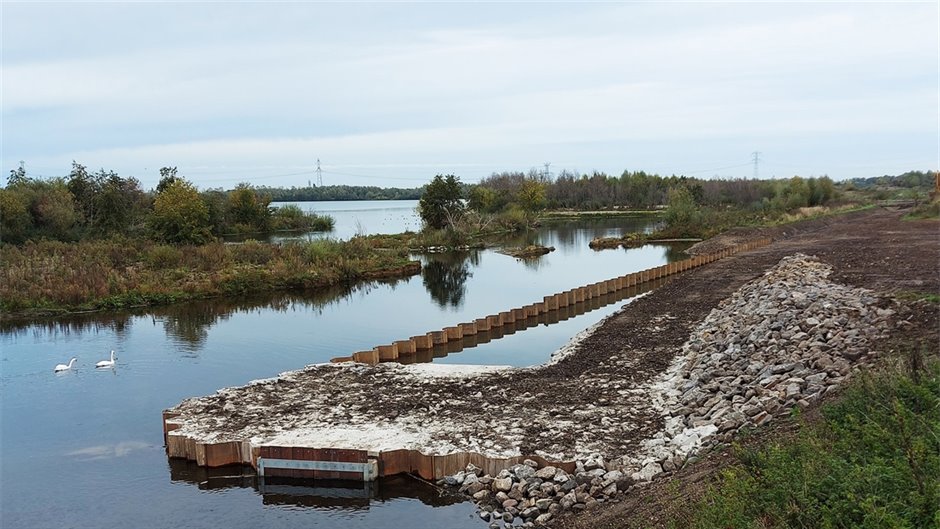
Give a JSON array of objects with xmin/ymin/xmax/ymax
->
[
  {"xmin": 534, "ymin": 466, "xmax": 557, "ymax": 480},
  {"xmin": 493, "ymin": 477, "xmax": 513, "ymax": 492}
]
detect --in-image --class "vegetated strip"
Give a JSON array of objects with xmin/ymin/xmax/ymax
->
[{"xmin": 0, "ymin": 237, "xmax": 419, "ymax": 319}]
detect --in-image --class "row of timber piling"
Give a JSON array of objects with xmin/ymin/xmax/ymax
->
[
  {"xmin": 165, "ymin": 238, "xmax": 772, "ymax": 480},
  {"xmin": 332, "ymin": 238, "xmax": 772, "ymax": 365}
]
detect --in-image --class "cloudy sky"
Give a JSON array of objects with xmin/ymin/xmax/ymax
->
[{"xmin": 2, "ymin": 2, "xmax": 937, "ymax": 190}]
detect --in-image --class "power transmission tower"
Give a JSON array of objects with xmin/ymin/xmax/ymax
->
[
  {"xmin": 543, "ymin": 162, "xmax": 552, "ymax": 180},
  {"xmin": 751, "ymin": 151, "xmax": 761, "ymax": 179},
  {"xmin": 316, "ymin": 159, "xmax": 323, "ymax": 186}
]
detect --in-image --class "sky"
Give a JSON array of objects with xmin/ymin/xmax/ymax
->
[{"xmin": 2, "ymin": 2, "xmax": 937, "ymax": 190}]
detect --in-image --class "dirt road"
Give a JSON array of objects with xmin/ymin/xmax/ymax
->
[{"xmin": 551, "ymin": 208, "xmax": 939, "ymax": 528}]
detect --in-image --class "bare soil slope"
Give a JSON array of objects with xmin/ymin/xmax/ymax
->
[{"xmin": 552, "ymin": 209, "xmax": 939, "ymax": 529}]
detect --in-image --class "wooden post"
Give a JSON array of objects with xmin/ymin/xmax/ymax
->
[
  {"xmin": 499, "ymin": 311, "xmax": 515, "ymax": 325},
  {"xmin": 428, "ymin": 330, "xmax": 447, "ymax": 345},
  {"xmin": 375, "ymin": 344, "xmax": 398, "ymax": 361},
  {"xmin": 394, "ymin": 339, "xmax": 416, "ymax": 355},
  {"xmin": 486, "ymin": 315, "xmax": 501, "ymax": 328},
  {"xmin": 512, "ymin": 308, "xmax": 526, "ymax": 320},
  {"xmin": 444, "ymin": 326, "xmax": 463, "ymax": 340},
  {"xmin": 353, "ymin": 350, "xmax": 379, "ymax": 364},
  {"xmin": 460, "ymin": 322, "xmax": 477, "ymax": 335},
  {"xmin": 411, "ymin": 335, "xmax": 433, "ymax": 350},
  {"xmin": 544, "ymin": 295, "xmax": 558, "ymax": 311}
]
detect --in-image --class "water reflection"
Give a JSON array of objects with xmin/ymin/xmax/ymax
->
[
  {"xmin": 168, "ymin": 460, "xmax": 466, "ymax": 511},
  {"xmin": 0, "ymin": 277, "xmax": 412, "ymax": 350},
  {"xmin": 420, "ymin": 251, "xmax": 478, "ymax": 309},
  {"xmin": 385, "ymin": 277, "xmax": 668, "ymax": 366}
]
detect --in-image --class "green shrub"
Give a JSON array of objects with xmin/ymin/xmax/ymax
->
[{"xmin": 145, "ymin": 245, "xmax": 183, "ymax": 269}]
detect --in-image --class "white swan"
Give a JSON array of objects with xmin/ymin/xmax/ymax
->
[
  {"xmin": 54, "ymin": 357, "xmax": 77, "ymax": 372},
  {"xmin": 95, "ymin": 350, "xmax": 116, "ymax": 368}
]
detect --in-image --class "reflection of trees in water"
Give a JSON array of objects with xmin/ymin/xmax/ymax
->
[
  {"xmin": 1, "ymin": 313, "xmax": 133, "ymax": 340},
  {"xmin": 2, "ymin": 277, "xmax": 413, "ymax": 353},
  {"xmin": 516, "ymin": 253, "xmax": 549, "ymax": 271},
  {"xmin": 421, "ymin": 251, "xmax": 478, "ymax": 309},
  {"xmin": 539, "ymin": 217, "xmax": 663, "ymax": 250},
  {"xmin": 159, "ymin": 303, "xmax": 228, "ymax": 352},
  {"xmin": 662, "ymin": 242, "xmax": 695, "ymax": 262},
  {"xmin": 155, "ymin": 278, "xmax": 412, "ymax": 352}
]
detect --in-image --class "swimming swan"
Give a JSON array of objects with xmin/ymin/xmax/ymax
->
[
  {"xmin": 95, "ymin": 350, "xmax": 116, "ymax": 368},
  {"xmin": 54, "ymin": 357, "xmax": 77, "ymax": 372}
]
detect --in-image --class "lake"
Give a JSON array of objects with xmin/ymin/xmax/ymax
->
[{"xmin": 0, "ymin": 201, "xmax": 683, "ymax": 529}]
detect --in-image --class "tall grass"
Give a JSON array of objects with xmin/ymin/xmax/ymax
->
[{"xmin": 0, "ymin": 237, "xmax": 414, "ymax": 315}]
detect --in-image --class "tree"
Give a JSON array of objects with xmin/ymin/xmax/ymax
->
[
  {"xmin": 95, "ymin": 172, "xmax": 146, "ymax": 234},
  {"xmin": 467, "ymin": 185, "xmax": 498, "ymax": 213},
  {"xmin": 517, "ymin": 179, "xmax": 547, "ymax": 213},
  {"xmin": 66, "ymin": 162, "xmax": 147, "ymax": 235},
  {"xmin": 419, "ymin": 174, "xmax": 464, "ymax": 229},
  {"xmin": 30, "ymin": 180, "xmax": 79, "ymax": 239},
  {"xmin": 156, "ymin": 167, "xmax": 181, "ymax": 194},
  {"xmin": 664, "ymin": 185, "xmax": 701, "ymax": 228},
  {"xmin": 7, "ymin": 164, "xmax": 28, "ymax": 187},
  {"xmin": 227, "ymin": 183, "xmax": 271, "ymax": 232},
  {"xmin": 0, "ymin": 188, "xmax": 32, "ymax": 243},
  {"xmin": 150, "ymin": 178, "xmax": 211, "ymax": 244}
]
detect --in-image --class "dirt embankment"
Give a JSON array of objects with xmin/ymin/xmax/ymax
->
[{"xmin": 551, "ymin": 209, "xmax": 939, "ymax": 529}]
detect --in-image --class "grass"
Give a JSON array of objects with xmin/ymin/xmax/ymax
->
[
  {"xmin": 670, "ymin": 348, "xmax": 939, "ymax": 529},
  {"xmin": 903, "ymin": 199, "xmax": 940, "ymax": 220},
  {"xmin": 653, "ymin": 204, "xmax": 874, "ymax": 240},
  {"xmin": 895, "ymin": 291, "xmax": 940, "ymax": 304},
  {"xmin": 0, "ymin": 237, "xmax": 417, "ymax": 316}
]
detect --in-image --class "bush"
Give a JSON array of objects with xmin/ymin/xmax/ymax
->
[
  {"xmin": 145, "ymin": 245, "xmax": 183, "ymax": 269},
  {"xmin": 231, "ymin": 239, "xmax": 275, "ymax": 265},
  {"xmin": 271, "ymin": 205, "xmax": 335, "ymax": 232}
]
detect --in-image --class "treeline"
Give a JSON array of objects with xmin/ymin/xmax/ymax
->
[
  {"xmin": 1, "ymin": 164, "xmax": 331, "ymax": 245},
  {"xmin": 467, "ymin": 169, "xmax": 837, "ymax": 213},
  {"xmin": 845, "ymin": 170, "xmax": 936, "ymax": 190},
  {"xmin": 260, "ymin": 184, "xmax": 423, "ymax": 202}
]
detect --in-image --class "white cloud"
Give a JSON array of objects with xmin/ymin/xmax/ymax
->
[{"xmin": 2, "ymin": 2, "xmax": 937, "ymax": 186}]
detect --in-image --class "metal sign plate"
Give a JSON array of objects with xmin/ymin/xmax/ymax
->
[{"xmin": 257, "ymin": 457, "xmax": 378, "ymax": 480}]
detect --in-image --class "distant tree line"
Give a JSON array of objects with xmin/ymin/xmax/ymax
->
[
  {"xmin": 843, "ymin": 170, "xmax": 936, "ymax": 190},
  {"xmin": 260, "ymin": 185, "xmax": 423, "ymax": 202},
  {"xmin": 1, "ymin": 164, "xmax": 331, "ymax": 245},
  {"xmin": 465, "ymin": 169, "xmax": 837, "ymax": 213}
]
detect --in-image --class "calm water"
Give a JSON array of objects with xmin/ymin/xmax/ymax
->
[
  {"xmin": 0, "ymin": 202, "xmax": 682, "ymax": 529},
  {"xmin": 274, "ymin": 199, "xmax": 423, "ymax": 240}
]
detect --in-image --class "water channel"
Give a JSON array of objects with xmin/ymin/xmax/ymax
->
[{"xmin": 0, "ymin": 201, "xmax": 688, "ymax": 528}]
